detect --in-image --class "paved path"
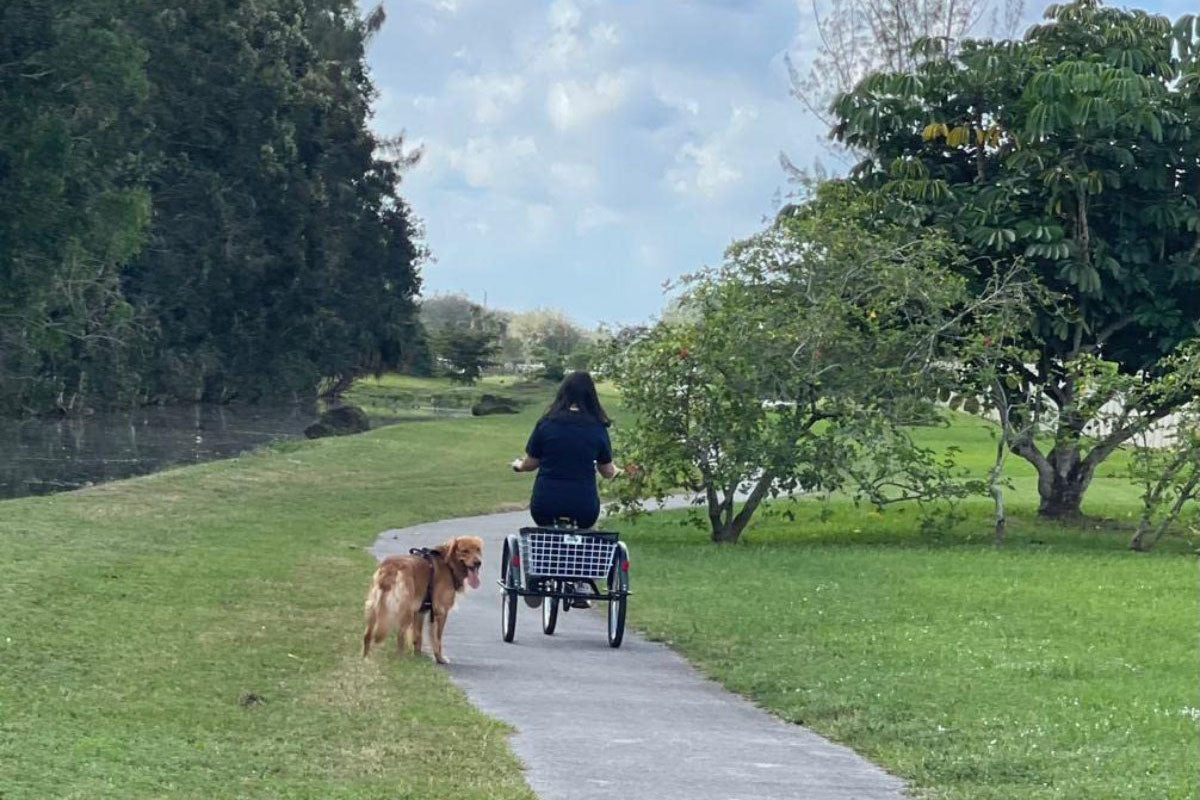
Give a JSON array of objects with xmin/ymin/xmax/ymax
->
[{"xmin": 372, "ymin": 510, "xmax": 908, "ymax": 800}]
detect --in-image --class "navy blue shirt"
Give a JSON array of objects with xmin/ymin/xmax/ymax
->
[{"xmin": 525, "ymin": 411, "xmax": 612, "ymax": 480}]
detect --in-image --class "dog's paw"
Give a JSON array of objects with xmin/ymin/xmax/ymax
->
[{"xmin": 434, "ymin": 653, "xmax": 451, "ymax": 665}]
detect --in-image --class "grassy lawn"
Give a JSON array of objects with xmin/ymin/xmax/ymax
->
[
  {"xmin": 0, "ymin": 378, "xmax": 563, "ymax": 799},
  {"xmin": 3, "ymin": 380, "xmax": 1194, "ymax": 799},
  {"xmin": 614, "ymin": 416, "xmax": 1199, "ymax": 800}
]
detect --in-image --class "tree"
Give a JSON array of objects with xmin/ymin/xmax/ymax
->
[
  {"xmin": 608, "ymin": 185, "xmax": 1016, "ymax": 543},
  {"xmin": 420, "ymin": 294, "xmax": 490, "ymax": 334},
  {"xmin": 0, "ymin": 0, "xmax": 151, "ymax": 414},
  {"xmin": 419, "ymin": 294, "xmax": 503, "ymax": 383},
  {"xmin": 1127, "ymin": 406, "xmax": 1199, "ymax": 552},
  {"xmin": 950, "ymin": 277, "xmax": 1062, "ymax": 543},
  {"xmin": 435, "ymin": 328, "xmax": 500, "ymax": 384},
  {"xmin": 0, "ymin": 0, "xmax": 425, "ymax": 414},
  {"xmin": 1118, "ymin": 343, "xmax": 1200, "ymax": 551},
  {"xmin": 784, "ymin": 0, "xmax": 1024, "ymax": 172},
  {"xmin": 831, "ymin": 1, "xmax": 1200, "ymax": 517},
  {"xmin": 507, "ymin": 309, "xmax": 587, "ymax": 377},
  {"xmin": 121, "ymin": 0, "xmax": 424, "ymax": 405}
]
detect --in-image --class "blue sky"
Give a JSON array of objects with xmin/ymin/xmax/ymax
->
[{"xmin": 365, "ymin": 0, "xmax": 1189, "ymax": 327}]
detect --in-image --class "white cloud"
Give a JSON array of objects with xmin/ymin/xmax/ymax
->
[
  {"xmin": 444, "ymin": 135, "xmax": 538, "ymax": 189},
  {"xmin": 366, "ymin": 0, "xmax": 819, "ymax": 322},
  {"xmin": 666, "ymin": 136, "xmax": 743, "ymax": 199},
  {"xmin": 521, "ymin": 0, "xmax": 617, "ymax": 71},
  {"xmin": 663, "ymin": 104, "xmax": 765, "ymax": 199},
  {"xmin": 575, "ymin": 204, "xmax": 622, "ymax": 232},
  {"xmin": 729, "ymin": 104, "xmax": 759, "ymax": 130},
  {"xmin": 549, "ymin": 161, "xmax": 599, "ymax": 195},
  {"xmin": 589, "ymin": 22, "xmax": 619, "ymax": 46},
  {"xmin": 658, "ymin": 91, "xmax": 700, "ymax": 117},
  {"xmin": 547, "ymin": 73, "xmax": 627, "ymax": 131},
  {"xmin": 448, "ymin": 72, "xmax": 525, "ymax": 124},
  {"xmin": 549, "ymin": 0, "xmax": 583, "ymax": 30}
]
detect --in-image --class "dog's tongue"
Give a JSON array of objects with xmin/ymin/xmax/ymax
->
[{"xmin": 467, "ymin": 568, "xmax": 481, "ymax": 589}]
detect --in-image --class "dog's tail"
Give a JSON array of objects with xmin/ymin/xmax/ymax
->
[{"xmin": 362, "ymin": 563, "xmax": 399, "ymax": 656}]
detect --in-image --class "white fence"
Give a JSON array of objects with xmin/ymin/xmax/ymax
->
[{"xmin": 956, "ymin": 396, "xmax": 1183, "ymax": 449}]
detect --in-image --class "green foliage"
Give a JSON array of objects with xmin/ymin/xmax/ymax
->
[
  {"xmin": 0, "ymin": 1, "xmax": 424, "ymax": 414},
  {"xmin": 608, "ymin": 184, "xmax": 1008, "ymax": 542},
  {"xmin": 832, "ymin": 0, "xmax": 1200, "ymax": 516},
  {"xmin": 1125, "ymin": 345, "xmax": 1200, "ymax": 550},
  {"xmin": 436, "ymin": 327, "xmax": 501, "ymax": 384},
  {"xmin": 505, "ymin": 308, "xmax": 590, "ymax": 375},
  {"xmin": 0, "ymin": 0, "xmax": 152, "ymax": 414},
  {"xmin": 419, "ymin": 295, "xmax": 504, "ymax": 383}
]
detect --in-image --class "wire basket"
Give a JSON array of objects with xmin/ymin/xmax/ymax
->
[{"xmin": 518, "ymin": 527, "xmax": 619, "ymax": 580}]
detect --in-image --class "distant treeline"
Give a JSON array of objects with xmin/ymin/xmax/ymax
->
[{"xmin": 0, "ymin": 1, "xmax": 424, "ymax": 416}]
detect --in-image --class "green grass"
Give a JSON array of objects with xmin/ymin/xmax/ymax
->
[
  {"xmin": 615, "ymin": 415, "xmax": 1199, "ymax": 800},
  {"xmin": 0, "ymin": 378, "xmax": 563, "ymax": 799},
  {"xmin": 3, "ymin": 380, "xmax": 1194, "ymax": 799}
]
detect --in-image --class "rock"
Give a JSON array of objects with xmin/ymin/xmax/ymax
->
[
  {"xmin": 304, "ymin": 404, "xmax": 370, "ymax": 439},
  {"xmin": 471, "ymin": 393, "xmax": 520, "ymax": 416},
  {"xmin": 303, "ymin": 422, "xmax": 331, "ymax": 439}
]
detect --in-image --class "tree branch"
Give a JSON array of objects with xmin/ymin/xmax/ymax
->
[{"xmin": 1082, "ymin": 404, "xmax": 1180, "ymax": 474}]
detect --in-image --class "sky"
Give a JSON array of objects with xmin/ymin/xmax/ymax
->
[{"xmin": 365, "ymin": 0, "xmax": 1191, "ymax": 328}]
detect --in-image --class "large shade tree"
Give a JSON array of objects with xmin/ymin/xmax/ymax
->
[{"xmin": 831, "ymin": 0, "xmax": 1200, "ymax": 517}]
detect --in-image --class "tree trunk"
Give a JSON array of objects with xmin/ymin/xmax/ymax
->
[
  {"xmin": 711, "ymin": 521, "xmax": 741, "ymax": 543},
  {"xmin": 707, "ymin": 472, "xmax": 775, "ymax": 544},
  {"xmin": 990, "ymin": 386, "xmax": 1009, "ymax": 545},
  {"xmin": 1131, "ymin": 472, "xmax": 1200, "ymax": 552},
  {"xmin": 1037, "ymin": 460, "xmax": 1093, "ymax": 519},
  {"xmin": 989, "ymin": 456, "xmax": 1008, "ymax": 543},
  {"xmin": 1013, "ymin": 438, "xmax": 1095, "ymax": 520},
  {"xmin": 320, "ymin": 372, "xmax": 356, "ymax": 399},
  {"xmin": 1128, "ymin": 515, "xmax": 1153, "ymax": 551}
]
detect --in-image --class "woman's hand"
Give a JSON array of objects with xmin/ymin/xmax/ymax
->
[{"xmin": 511, "ymin": 455, "xmax": 540, "ymax": 472}]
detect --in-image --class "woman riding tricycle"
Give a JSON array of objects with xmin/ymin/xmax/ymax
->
[{"xmin": 502, "ymin": 372, "xmax": 630, "ymax": 646}]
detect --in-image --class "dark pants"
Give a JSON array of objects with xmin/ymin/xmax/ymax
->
[{"xmin": 530, "ymin": 477, "xmax": 600, "ymax": 528}]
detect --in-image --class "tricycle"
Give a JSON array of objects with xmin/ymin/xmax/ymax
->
[{"xmin": 498, "ymin": 518, "xmax": 630, "ymax": 647}]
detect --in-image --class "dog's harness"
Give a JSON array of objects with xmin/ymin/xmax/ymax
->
[{"xmin": 409, "ymin": 547, "xmax": 438, "ymax": 613}]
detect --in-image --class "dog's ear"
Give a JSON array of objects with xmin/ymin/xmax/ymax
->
[{"xmin": 439, "ymin": 537, "xmax": 458, "ymax": 562}]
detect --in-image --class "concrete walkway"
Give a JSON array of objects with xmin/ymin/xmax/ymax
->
[{"xmin": 372, "ymin": 510, "xmax": 908, "ymax": 800}]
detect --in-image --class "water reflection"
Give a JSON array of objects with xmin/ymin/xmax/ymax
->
[{"xmin": 2, "ymin": 403, "xmax": 311, "ymax": 500}]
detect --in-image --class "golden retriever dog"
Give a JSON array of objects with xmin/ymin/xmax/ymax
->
[{"xmin": 361, "ymin": 536, "xmax": 483, "ymax": 664}]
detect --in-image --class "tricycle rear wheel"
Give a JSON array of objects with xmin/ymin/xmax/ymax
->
[
  {"xmin": 607, "ymin": 545, "xmax": 629, "ymax": 648},
  {"xmin": 500, "ymin": 539, "xmax": 518, "ymax": 642}
]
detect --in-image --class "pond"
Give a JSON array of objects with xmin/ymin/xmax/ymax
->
[{"xmin": 0, "ymin": 401, "xmax": 468, "ymax": 501}]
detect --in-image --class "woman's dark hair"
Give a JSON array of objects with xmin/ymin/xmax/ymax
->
[{"xmin": 544, "ymin": 371, "xmax": 610, "ymax": 426}]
